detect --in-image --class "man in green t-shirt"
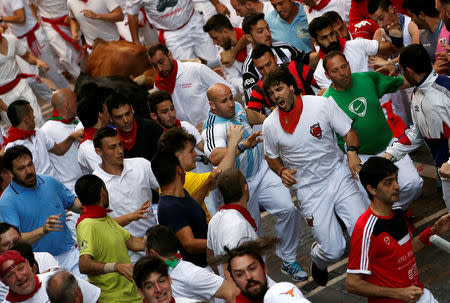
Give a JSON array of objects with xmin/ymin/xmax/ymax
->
[
  {"xmin": 75, "ymin": 174, "xmax": 145, "ymax": 303},
  {"xmin": 322, "ymin": 51, "xmax": 423, "ymax": 210}
]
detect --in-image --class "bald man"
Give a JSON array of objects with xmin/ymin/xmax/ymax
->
[
  {"xmin": 46, "ymin": 270, "xmax": 100, "ymax": 303},
  {"xmin": 201, "ymin": 83, "xmax": 308, "ymax": 282},
  {"xmin": 41, "ymin": 89, "xmax": 82, "ymax": 242}
]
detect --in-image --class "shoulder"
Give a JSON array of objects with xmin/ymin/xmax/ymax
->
[
  {"xmin": 433, "ymin": 74, "xmax": 450, "ymax": 92},
  {"xmin": 40, "ymin": 175, "xmax": 60, "ymax": 186},
  {"xmin": 263, "ymin": 109, "xmax": 279, "ymax": 126}
]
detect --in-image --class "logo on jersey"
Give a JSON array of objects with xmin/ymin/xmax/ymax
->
[
  {"xmin": 310, "ymin": 123, "xmax": 322, "ymax": 139},
  {"xmin": 156, "ymin": 0, "xmax": 178, "ymax": 12},
  {"xmin": 280, "ymin": 288, "xmax": 295, "ymax": 297},
  {"xmin": 384, "ymin": 236, "xmax": 391, "ymax": 246},
  {"xmin": 244, "ymin": 78, "xmax": 255, "ymax": 87},
  {"xmin": 353, "ymin": 20, "xmax": 371, "ymax": 30},
  {"xmin": 414, "ymin": 105, "xmax": 420, "ymax": 112},
  {"xmin": 348, "ymin": 97, "xmax": 367, "ymax": 117}
]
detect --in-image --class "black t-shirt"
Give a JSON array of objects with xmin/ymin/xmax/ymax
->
[
  {"xmin": 124, "ymin": 118, "xmax": 163, "ymax": 162},
  {"xmin": 158, "ymin": 191, "xmax": 208, "ymax": 267}
]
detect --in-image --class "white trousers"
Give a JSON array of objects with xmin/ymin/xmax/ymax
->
[
  {"xmin": 55, "ymin": 245, "xmax": 87, "ymax": 280},
  {"xmin": 15, "ymin": 55, "xmax": 53, "ymax": 104},
  {"xmin": 440, "ymin": 174, "xmax": 450, "ymax": 211},
  {"xmin": 296, "ymin": 163, "xmax": 367, "ymax": 270},
  {"xmin": 417, "ymin": 288, "xmax": 439, "ymax": 303},
  {"xmin": 246, "ymin": 161, "xmax": 302, "ymax": 263},
  {"xmin": 116, "ymin": 15, "xmax": 158, "ymax": 47}
]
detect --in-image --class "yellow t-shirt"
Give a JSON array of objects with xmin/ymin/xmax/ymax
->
[
  {"xmin": 184, "ymin": 172, "xmax": 212, "ymax": 222},
  {"xmin": 76, "ymin": 216, "xmax": 142, "ymax": 303}
]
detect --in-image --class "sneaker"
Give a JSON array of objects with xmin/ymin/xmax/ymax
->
[
  {"xmin": 310, "ymin": 242, "xmax": 328, "ymax": 286},
  {"xmin": 281, "ymin": 260, "xmax": 308, "ymax": 281}
]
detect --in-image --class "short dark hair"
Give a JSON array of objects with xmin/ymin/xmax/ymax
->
[
  {"xmin": 402, "ymin": 0, "xmax": 439, "ymax": 17},
  {"xmin": 251, "ymin": 44, "xmax": 274, "ymax": 61},
  {"xmin": 148, "ymin": 43, "xmax": 170, "ymax": 58},
  {"xmin": 308, "ymin": 16, "xmax": 332, "ymax": 39},
  {"xmin": 218, "ymin": 168, "xmax": 247, "ymax": 204},
  {"xmin": 368, "ymin": 0, "xmax": 391, "ymax": 14},
  {"xmin": 145, "ymin": 225, "xmax": 179, "ymax": 257},
  {"xmin": 399, "ymin": 44, "xmax": 432, "ymax": 74},
  {"xmin": 105, "ymin": 92, "xmax": 132, "ymax": 116},
  {"xmin": 3, "ymin": 145, "xmax": 32, "ymax": 172},
  {"xmin": 0, "ymin": 223, "xmax": 20, "ymax": 238},
  {"xmin": 10, "ymin": 241, "xmax": 37, "ymax": 269},
  {"xmin": 203, "ymin": 14, "xmax": 234, "ymax": 33},
  {"xmin": 46, "ymin": 271, "xmax": 78, "ymax": 303},
  {"xmin": 7, "ymin": 100, "xmax": 31, "ymax": 127},
  {"xmin": 262, "ymin": 67, "xmax": 301, "ymax": 96},
  {"xmin": 93, "ymin": 126, "xmax": 118, "ymax": 149},
  {"xmin": 133, "ymin": 256, "xmax": 169, "ymax": 290},
  {"xmin": 359, "ymin": 157, "xmax": 399, "ymax": 200},
  {"xmin": 151, "ymin": 152, "xmax": 180, "ymax": 187},
  {"xmin": 75, "ymin": 174, "xmax": 106, "ymax": 206},
  {"xmin": 323, "ymin": 11, "xmax": 344, "ymax": 24},
  {"xmin": 242, "ymin": 13, "xmax": 265, "ymax": 35},
  {"xmin": 148, "ymin": 90, "xmax": 173, "ymax": 114},
  {"xmin": 323, "ymin": 51, "xmax": 347, "ymax": 73},
  {"xmin": 76, "ymin": 97, "xmax": 104, "ymax": 128},
  {"xmin": 157, "ymin": 127, "xmax": 196, "ymax": 154}
]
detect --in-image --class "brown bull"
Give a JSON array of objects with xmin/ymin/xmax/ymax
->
[{"xmin": 84, "ymin": 39, "xmax": 156, "ymax": 88}]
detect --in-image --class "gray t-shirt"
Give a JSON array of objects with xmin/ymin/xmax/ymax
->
[{"xmin": 420, "ymin": 19, "xmax": 444, "ymax": 62}]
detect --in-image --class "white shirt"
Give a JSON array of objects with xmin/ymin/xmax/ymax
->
[
  {"xmin": 263, "ymin": 95, "xmax": 352, "ymax": 188},
  {"xmin": 93, "ymin": 158, "xmax": 159, "ymax": 237},
  {"xmin": 0, "ymin": 0, "xmax": 37, "ymax": 36},
  {"xmin": 40, "ymin": 120, "xmax": 82, "ymax": 193},
  {"xmin": 181, "ymin": 121, "xmax": 201, "ymax": 144},
  {"xmin": 2, "ymin": 271, "xmax": 100, "ymax": 303},
  {"xmin": 207, "ymin": 208, "xmax": 258, "ymax": 277},
  {"xmin": 220, "ymin": 43, "xmax": 252, "ymax": 95},
  {"xmin": 32, "ymin": 0, "xmax": 69, "ymax": 19},
  {"xmin": 126, "ymin": 0, "xmax": 194, "ymax": 31},
  {"xmin": 0, "ymin": 35, "xmax": 26, "ymax": 86},
  {"xmin": 154, "ymin": 60, "xmax": 236, "ymax": 126},
  {"xmin": 78, "ymin": 140, "xmax": 101, "ymax": 175},
  {"xmin": 67, "ymin": 0, "xmax": 121, "ymax": 46},
  {"xmin": 5, "ymin": 128, "xmax": 55, "ymax": 177},
  {"xmin": 170, "ymin": 259, "xmax": 223, "ymax": 302},
  {"xmin": 314, "ymin": 39, "xmax": 379, "ymax": 88}
]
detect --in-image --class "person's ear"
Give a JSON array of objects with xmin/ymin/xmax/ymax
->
[
  {"xmin": 150, "ymin": 113, "xmax": 158, "ymax": 122},
  {"xmin": 366, "ymin": 184, "xmax": 377, "ymax": 197}
]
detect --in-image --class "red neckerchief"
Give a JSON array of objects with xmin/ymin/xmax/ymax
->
[
  {"xmin": 80, "ymin": 127, "xmax": 97, "ymax": 144},
  {"xmin": 48, "ymin": 109, "xmax": 78, "ymax": 125},
  {"xmin": 144, "ymin": 298, "xmax": 175, "ymax": 303},
  {"xmin": 219, "ymin": 204, "xmax": 257, "ymax": 231},
  {"xmin": 162, "ymin": 119, "xmax": 182, "ymax": 131},
  {"xmin": 117, "ymin": 119, "xmax": 138, "ymax": 150},
  {"xmin": 234, "ymin": 28, "xmax": 248, "ymax": 63},
  {"xmin": 6, "ymin": 275, "xmax": 41, "ymax": 302},
  {"xmin": 3, "ymin": 126, "xmax": 36, "ymax": 146},
  {"xmin": 308, "ymin": 0, "xmax": 331, "ymax": 13},
  {"xmin": 155, "ymin": 60, "xmax": 178, "ymax": 94},
  {"xmin": 279, "ymin": 95, "xmax": 303, "ymax": 134},
  {"xmin": 318, "ymin": 37, "xmax": 347, "ymax": 59},
  {"xmin": 76, "ymin": 205, "xmax": 112, "ymax": 227},
  {"xmin": 235, "ymin": 293, "xmax": 263, "ymax": 303}
]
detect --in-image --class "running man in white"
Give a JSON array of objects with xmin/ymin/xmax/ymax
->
[
  {"xmin": 202, "ymin": 83, "xmax": 307, "ymax": 282},
  {"xmin": 262, "ymin": 67, "xmax": 367, "ymax": 286}
]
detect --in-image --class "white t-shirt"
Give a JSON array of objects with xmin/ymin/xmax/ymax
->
[
  {"xmin": 0, "ymin": 0, "xmax": 37, "ymax": 36},
  {"xmin": 0, "ymin": 35, "xmax": 26, "ymax": 86},
  {"xmin": 78, "ymin": 140, "xmax": 101, "ymax": 175},
  {"xmin": 40, "ymin": 120, "xmax": 82, "ymax": 193},
  {"xmin": 153, "ymin": 61, "xmax": 236, "ymax": 126},
  {"xmin": 4, "ymin": 128, "xmax": 55, "ymax": 177},
  {"xmin": 2, "ymin": 271, "xmax": 100, "ymax": 303},
  {"xmin": 263, "ymin": 95, "xmax": 352, "ymax": 188},
  {"xmin": 126, "ymin": 0, "xmax": 194, "ymax": 31},
  {"xmin": 314, "ymin": 39, "xmax": 379, "ymax": 88},
  {"xmin": 67, "ymin": 0, "xmax": 121, "ymax": 46},
  {"xmin": 170, "ymin": 259, "xmax": 223, "ymax": 302},
  {"xmin": 93, "ymin": 158, "xmax": 159, "ymax": 237},
  {"xmin": 32, "ymin": 0, "xmax": 69, "ymax": 19}
]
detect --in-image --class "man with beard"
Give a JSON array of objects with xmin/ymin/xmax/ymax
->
[
  {"xmin": 308, "ymin": 16, "xmax": 396, "ymax": 89},
  {"xmin": 322, "ymin": 51, "xmax": 423, "ymax": 211},
  {"xmin": 262, "ymin": 67, "xmax": 366, "ymax": 286}
]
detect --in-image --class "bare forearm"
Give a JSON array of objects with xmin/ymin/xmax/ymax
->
[
  {"xmin": 126, "ymin": 236, "xmax": 145, "ymax": 252},
  {"xmin": 95, "ymin": 8, "xmax": 123, "ymax": 22},
  {"xmin": 245, "ymin": 109, "xmax": 265, "ymax": 126},
  {"xmin": 2, "ymin": 9, "xmax": 26, "ymax": 23},
  {"xmin": 343, "ymin": 129, "xmax": 359, "ymax": 148},
  {"xmin": 21, "ymin": 52, "xmax": 38, "ymax": 66},
  {"xmin": 21, "ymin": 228, "xmax": 45, "ymax": 245},
  {"xmin": 232, "ymin": 34, "xmax": 250, "ymax": 56},
  {"xmin": 51, "ymin": 136, "xmax": 75, "ymax": 155},
  {"xmin": 70, "ymin": 19, "xmax": 80, "ymax": 38},
  {"xmin": 113, "ymin": 213, "xmax": 136, "ymax": 227},
  {"xmin": 266, "ymin": 156, "xmax": 284, "ymax": 176},
  {"xmin": 180, "ymin": 239, "xmax": 207, "ymax": 254},
  {"xmin": 346, "ymin": 275, "xmax": 402, "ymax": 299},
  {"xmin": 127, "ymin": 14, "xmax": 140, "ymax": 43},
  {"xmin": 79, "ymin": 256, "xmax": 109, "ymax": 275},
  {"xmin": 411, "ymin": 235, "xmax": 426, "ymax": 253}
]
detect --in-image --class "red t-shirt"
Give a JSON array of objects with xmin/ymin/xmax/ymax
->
[
  {"xmin": 235, "ymin": 293, "xmax": 262, "ymax": 303},
  {"xmin": 347, "ymin": 207, "xmax": 423, "ymax": 303}
]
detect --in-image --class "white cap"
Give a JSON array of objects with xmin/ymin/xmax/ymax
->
[{"xmin": 263, "ymin": 282, "xmax": 311, "ymax": 303}]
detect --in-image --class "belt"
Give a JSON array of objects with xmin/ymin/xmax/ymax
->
[
  {"xmin": 0, "ymin": 73, "xmax": 41, "ymax": 95},
  {"xmin": 157, "ymin": 8, "xmax": 195, "ymax": 45},
  {"xmin": 17, "ymin": 22, "xmax": 41, "ymax": 57},
  {"xmin": 41, "ymin": 15, "xmax": 85, "ymax": 55}
]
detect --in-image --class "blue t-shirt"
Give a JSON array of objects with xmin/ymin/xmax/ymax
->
[
  {"xmin": 0, "ymin": 175, "xmax": 76, "ymax": 256},
  {"xmin": 158, "ymin": 190, "xmax": 207, "ymax": 267},
  {"xmin": 266, "ymin": 2, "xmax": 312, "ymax": 52}
]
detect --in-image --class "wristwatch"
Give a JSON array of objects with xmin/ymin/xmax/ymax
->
[{"xmin": 347, "ymin": 146, "xmax": 359, "ymax": 153}]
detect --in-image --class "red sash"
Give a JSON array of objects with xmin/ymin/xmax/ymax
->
[
  {"xmin": 3, "ymin": 127, "xmax": 36, "ymax": 146},
  {"xmin": 41, "ymin": 15, "xmax": 85, "ymax": 56},
  {"xmin": 6, "ymin": 275, "xmax": 42, "ymax": 303},
  {"xmin": 235, "ymin": 28, "xmax": 248, "ymax": 63},
  {"xmin": 381, "ymin": 99, "xmax": 406, "ymax": 139},
  {"xmin": 155, "ymin": 59, "xmax": 178, "ymax": 94},
  {"xmin": 308, "ymin": 0, "xmax": 331, "ymax": 13},
  {"xmin": 318, "ymin": 37, "xmax": 346, "ymax": 59},
  {"xmin": 17, "ymin": 23, "xmax": 41, "ymax": 57},
  {"xmin": 158, "ymin": 8, "xmax": 195, "ymax": 44},
  {"xmin": 118, "ymin": 119, "xmax": 138, "ymax": 150},
  {"xmin": 80, "ymin": 127, "xmax": 97, "ymax": 144},
  {"xmin": 279, "ymin": 95, "xmax": 303, "ymax": 134},
  {"xmin": 219, "ymin": 204, "xmax": 257, "ymax": 231},
  {"xmin": 76, "ymin": 205, "xmax": 112, "ymax": 227}
]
